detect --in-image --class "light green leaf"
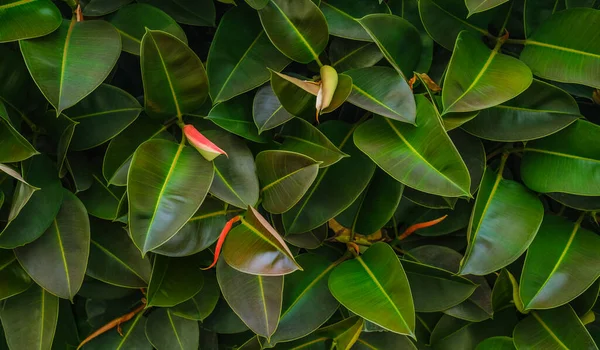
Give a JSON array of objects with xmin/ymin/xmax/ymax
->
[
  {"xmin": 460, "ymin": 166, "xmax": 544, "ymax": 276},
  {"xmin": 520, "ymin": 8, "xmax": 600, "ymax": 88},
  {"xmin": 354, "ymin": 95, "xmax": 471, "ymax": 198},
  {"xmin": 0, "ymin": 0, "xmax": 62, "ymax": 43},
  {"xmin": 15, "ymin": 190, "xmax": 90, "ymax": 300},
  {"xmin": 20, "ymin": 19, "xmax": 121, "ymax": 114},
  {"xmin": 521, "ymin": 119, "xmax": 600, "ymax": 196},
  {"xmin": 520, "ymin": 214, "xmax": 600, "ymax": 310},
  {"xmin": 329, "ymin": 243, "xmax": 415, "ymax": 336},
  {"xmin": 465, "ymin": 0, "xmax": 510, "ymax": 16},
  {"xmin": 442, "ymin": 31, "xmax": 533, "ymax": 114}
]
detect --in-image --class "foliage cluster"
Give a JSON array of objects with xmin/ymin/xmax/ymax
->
[{"xmin": 1, "ymin": 0, "xmax": 600, "ymax": 349}]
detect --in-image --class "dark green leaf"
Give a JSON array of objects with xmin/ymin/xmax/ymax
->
[
  {"xmin": 0, "ymin": 0, "xmax": 62, "ymax": 43},
  {"xmin": 206, "ymin": 93, "xmax": 268, "ymax": 143},
  {"xmin": 145, "ymin": 308, "xmax": 199, "ymax": 350},
  {"xmin": 147, "ymin": 254, "xmax": 205, "ymax": 307},
  {"xmin": 171, "ymin": 271, "xmax": 220, "ymax": 321},
  {"xmin": 138, "ymin": 0, "xmax": 215, "ymax": 26},
  {"xmin": 0, "ymin": 250, "xmax": 32, "ymax": 301},
  {"xmin": 253, "ymin": 84, "xmax": 294, "ymax": 133},
  {"xmin": 320, "ymin": 0, "xmax": 389, "ymax": 42}
]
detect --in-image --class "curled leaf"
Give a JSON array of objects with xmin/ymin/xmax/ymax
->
[
  {"xmin": 201, "ymin": 215, "xmax": 241, "ymax": 270},
  {"xmin": 316, "ymin": 65, "xmax": 338, "ymax": 121},
  {"xmin": 183, "ymin": 124, "xmax": 228, "ymax": 161}
]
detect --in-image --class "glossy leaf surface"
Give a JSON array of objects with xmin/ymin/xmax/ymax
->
[
  {"xmin": 520, "ymin": 215, "xmax": 600, "ymax": 310},
  {"xmin": 460, "ymin": 166, "xmax": 543, "ymax": 275},
  {"xmin": 329, "ymin": 243, "xmax": 415, "ymax": 336},
  {"xmin": 354, "ymin": 95, "xmax": 471, "ymax": 197},
  {"xmin": 0, "ymin": 0, "xmax": 62, "ymax": 43},
  {"xmin": 145, "ymin": 308, "xmax": 199, "ymax": 350},
  {"xmin": 147, "ymin": 254, "xmax": 205, "ymax": 307},
  {"xmin": 128, "ymin": 139, "xmax": 214, "ymax": 254},
  {"xmin": 320, "ymin": 0, "xmax": 389, "ymax": 42},
  {"xmin": 15, "ymin": 190, "xmax": 89, "ymax": 300},
  {"xmin": 258, "ymin": 0, "xmax": 329, "ymax": 63},
  {"xmin": 20, "ymin": 19, "xmax": 121, "ymax": 114}
]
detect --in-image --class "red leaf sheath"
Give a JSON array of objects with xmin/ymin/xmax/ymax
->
[{"xmin": 201, "ymin": 215, "xmax": 241, "ymax": 270}]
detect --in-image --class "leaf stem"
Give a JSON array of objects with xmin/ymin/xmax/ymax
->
[{"xmin": 497, "ymin": 151, "xmax": 510, "ymax": 177}]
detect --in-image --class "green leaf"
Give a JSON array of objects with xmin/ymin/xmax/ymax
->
[
  {"xmin": 0, "ymin": 156, "xmax": 63, "ymax": 248},
  {"xmin": 0, "ymin": 118, "xmax": 37, "ymax": 163},
  {"xmin": 358, "ymin": 14, "xmax": 422, "ymax": 78},
  {"xmin": 207, "ymin": 6, "xmax": 290, "ymax": 103},
  {"xmin": 256, "ymin": 150, "xmax": 320, "ymax": 214},
  {"xmin": 442, "ymin": 31, "xmax": 533, "ymax": 114},
  {"xmin": 64, "ymin": 84, "xmax": 142, "ymax": 150},
  {"xmin": 465, "ymin": 0, "xmax": 509, "ymax": 16},
  {"xmin": 0, "ymin": 250, "xmax": 32, "ymax": 301},
  {"xmin": 520, "ymin": 214, "xmax": 600, "ymax": 310},
  {"xmin": 329, "ymin": 243, "xmax": 415, "ymax": 336},
  {"xmin": 141, "ymin": 29, "xmax": 208, "ymax": 120},
  {"xmin": 0, "ymin": 0, "xmax": 62, "ymax": 43},
  {"xmin": 253, "ymin": 84, "xmax": 294, "ymax": 133},
  {"xmin": 81, "ymin": 0, "xmax": 133, "ymax": 16},
  {"xmin": 246, "ymin": 0, "xmax": 269, "ymax": 9},
  {"xmin": 14, "ymin": 190, "xmax": 89, "ymax": 300},
  {"xmin": 462, "ymin": 80, "xmax": 580, "ymax": 141},
  {"xmin": 223, "ymin": 206, "xmax": 301, "ymax": 275},
  {"xmin": 278, "ymin": 316, "xmax": 364, "ymax": 350},
  {"xmin": 345, "ymin": 67, "xmax": 416, "ymax": 123},
  {"xmin": 474, "ymin": 336, "xmax": 516, "ymax": 350},
  {"xmin": 152, "ymin": 198, "xmax": 230, "ymax": 257},
  {"xmin": 269, "ymin": 70, "xmax": 317, "ymax": 120},
  {"xmin": 353, "ymin": 332, "xmax": 417, "ymax": 350},
  {"xmin": 418, "ymin": 0, "xmax": 497, "ymax": 50},
  {"xmin": 81, "ymin": 313, "xmax": 151, "ymax": 350},
  {"xmin": 147, "ymin": 254, "xmax": 205, "ymax": 307},
  {"xmin": 520, "ymin": 8, "xmax": 600, "ymax": 88},
  {"xmin": 145, "ymin": 308, "xmax": 199, "ymax": 350},
  {"xmin": 403, "ymin": 260, "xmax": 477, "ymax": 312},
  {"xmin": 205, "ymin": 130, "xmax": 260, "ymax": 209},
  {"xmin": 217, "ymin": 259, "xmax": 283, "ymax": 338},
  {"xmin": 206, "ymin": 93, "xmax": 268, "ymax": 143},
  {"xmin": 128, "ymin": 139, "xmax": 214, "ymax": 254},
  {"xmin": 336, "ymin": 169, "xmax": 404, "ymax": 235},
  {"xmin": 521, "ymin": 119, "xmax": 600, "ymax": 196},
  {"xmin": 5, "ymin": 177, "xmax": 38, "ymax": 223},
  {"xmin": 171, "ymin": 271, "xmax": 220, "ymax": 321},
  {"xmin": 19, "ymin": 19, "xmax": 121, "ymax": 114},
  {"xmin": 258, "ymin": 0, "xmax": 329, "ymax": 63},
  {"xmin": 138, "ymin": 0, "xmax": 215, "ymax": 26},
  {"xmin": 87, "ymin": 218, "xmax": 152, "ymax": 288},
  {"xmin": 513, "ymin": 305, "xmax": 598, "ymax": 349},
  {"xmin": 450, "ymin": 129, "xmax": 485, "ymax": 195},
  {"xmin": 280, "ymin": 118, "xmax": 347, "ymax": 168},
  {"xmin": 284, "ymin": 223, "xmax": 329, "ymax": 249},
  {"xmin": 283, "ymin": 121, "xmax": 376, "ymax": 233},
  {"xmin": 547, "ymin": 192, "xmax": 600, "ymax": 211},
  {"xmin": 354, "ymin": 95, "xmax": 471, "ymax": 197},
  {"xmin": 202, "ymin": 298, "xmax": 249, "ymax": 334},
  {"xmin": 102, "ymin": 117, "xmax": 171, "ymax": 186},
  {"xmin": 78, "ymin": 174, "xmax": 124, "ymax": 220},
  {"xmin": 320, "ymin": 0, "xmax": 390, "ymax": 42},
  {"xmin": 460, "ymin": 166, "xmax": 544, "ymax": 275},
  {"xmin": 0, "ymin": 285, "xmax": 58, "ymax": 350},
  {"xmin": 329, "ymin": 38, "xmax": 383, "ymax": 72},
  {"xmin": 269, "ymin": 254, "xmax": 340, "ymax": 344},
  {"xmin": 570, "ymin": 279, "xmax": 600, "ymax": 316},
  {"xmin": 108, "ymin": 3, "xmax": 187, "ymax": 55}
]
